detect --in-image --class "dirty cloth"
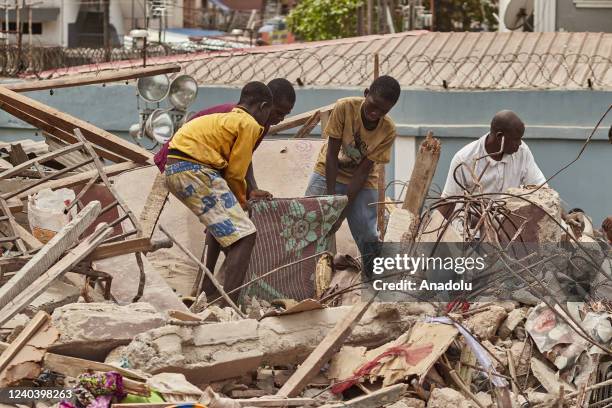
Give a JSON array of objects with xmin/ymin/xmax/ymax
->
[
  {"xmin": 165, "ymin": 161, "xmax": 256, "ymax": 247},
  {"xmin": 60, "ymin": 371, "xmax": 126, "ymax": 408},
  {"xmin": 241, "ymin": 196, "xmax": 347, "ymax": 301}
]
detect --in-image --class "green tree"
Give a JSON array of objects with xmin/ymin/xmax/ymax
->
[
  {"xmin": 287, "ymin": 0, "xmax": 364, "ymax": 42},
  {"xmin": 434, "ymin": 0, "xmax": 498, "ymax": 32}
]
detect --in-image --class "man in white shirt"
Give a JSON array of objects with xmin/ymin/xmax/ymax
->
[{"xmin": 440, "ymin": 110, "xmax": 546, "ymax": 218}]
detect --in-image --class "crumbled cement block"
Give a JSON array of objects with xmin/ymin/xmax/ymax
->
[
  {"xmin": 499, "ymin": 308, "xmax": 528, "ymax": 339},
  {"xmin": 121, "ymin": 302, "xmax": 422, "ymax": 387},
  {"xmin": 427, "ymin": 388, "xmax": 474, "ymax": 408},
  {"xmin": 504, "ymin": 186, "xmax": 563, "ymax": 243},
  {"xmin": 387, "ymin": 397, "xmax": 426, "ymax": 408},
  {"xmin": 464, "ymin": 306, "xmax": 508, "ymax": 341},
  {"xmin": 50, "ymin": 302, "xmax": 166, "ymax": 361}
]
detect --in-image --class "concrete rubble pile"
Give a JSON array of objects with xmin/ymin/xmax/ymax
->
[{"xmin": 0, "ymin": 82, "xmax": 610, "ymax": 408}]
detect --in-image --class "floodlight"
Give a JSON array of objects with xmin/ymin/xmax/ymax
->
[
  {"xmin": 137, "ymin": 74, "xmax": 170, "ymax": 102},
  {"xmin": 145, "ymin": 109, "xmax": 174, "ymax": 143},
  {"xmin": 168, "ymin": 75, "xmax": 198, "ymax": 110},
  {"xmin": 128, "ymin": 123, "xmax": 142, "ymax": 139}
]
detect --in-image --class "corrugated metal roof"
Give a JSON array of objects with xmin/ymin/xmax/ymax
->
[{"xmin": 40, "ymin": 31, "xmax": 612, "ymax": 90}]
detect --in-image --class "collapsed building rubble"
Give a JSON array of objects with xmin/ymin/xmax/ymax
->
[{"xmin": 0, "ymin": 68, "xmax": 609, "ymax": 408}]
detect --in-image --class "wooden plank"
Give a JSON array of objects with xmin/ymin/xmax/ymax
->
[
  {"xmin": 0, "ymin": 86, "xmax": 152, "ymax": 164},
  {"xmin": 0, "ymin": 100, "xmax": 129, "ymax": 164},
  {"xmin": 138, "ymin": 172, "xmax": 168, "ymax": 239},
  {"xmin": 0, "ymin": 143, "xmax": 84, "ymax": 179},
  {"xmin": 319, "ymin": 384, "xmax": 407, "ymax": 408},
  {"xmin": 0, "ymin": 223, "xmax": 112, "ymax": 325},
  {"xmin": 0, "ymin": 201, "xmax": 102, "ymax": 317},
  {"xmin": 293, "ymin": 111, "xmax": 320, "ymax": 139},
  {"xmin": 42, "ymin": 352, "xmax": 147, "ymax": 381},
  {"xmin": 74, "ymin": 129, "xmax": 141, "ymax": 234},
  {"xmin": 5, "ymin": 162, "xmax": 141, "ymax": 213},
  {"xmin": 88, "ymin": 237, "xmax": 152, "ymax": 260},
  {"xmin": 0, "ymin": 311, "xmax": 48, "ymax": 374},
  {"xmin": 0, "ymin": 198, "xmax": 27, "ymax": 254},
  {"xmin": 4, "ymin": 64, "xmax": 181, "ymax": 93},
  {"xmin": 277, "ymin": 299, "xmax": 375, "ymax": 398},
  {"xmin": 268, "ymin": 103, "xmax": 335, "ymax": 135}
]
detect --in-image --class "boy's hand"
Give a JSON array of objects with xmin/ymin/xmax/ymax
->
[
  {"xmin": 327, "ymin": 209, "xmax": 348, "ymax": 237},
  {"xmin": 249, "ymin": 189, "xmax": 273, "ymax": 201}
]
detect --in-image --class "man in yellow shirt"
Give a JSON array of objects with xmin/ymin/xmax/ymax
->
[
  {"xmin": 165, "ymin": 81, "xmax": 273, "ymax": 303},
  {"xmin": 305, "ymin": 75, "xmax": 400, "ymax": 261}
]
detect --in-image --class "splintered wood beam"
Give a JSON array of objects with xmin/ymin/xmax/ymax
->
[
  {"xmin": 268, "ymin": 103, "xmax": 335, "ymax": 135},
  {"xmin": 0, "ymin": 86, "xmax": 152, "ymax": 164},
  {"xmin": 0, "ymin": 101, "xmax": 129, "ymax": 163},
  {"xmin": 293, "ymin": 110, "xmax": 320, "ymax": 139},
  {"xmin": 4, "ymin": 161, "xmax": 141, "ymax": 213},
  {"xmin": 0, "ymin": 201, "xmax": 102, "ymax": 320},
  {"xmin": 277, "ymin": 298, "xmax": 375, "ymax": 398},
  {"xmin": 402, "ymin": 131, "xmax": 441, "ymax": 215},
  {"xmin": 0, "ymin": 223, "xmax": 112, "ymax": 326},
  {"xmin": 88, "ymin": 237, "xmax": 152, "ymax": 261},
  {"xmin": 0, "ymin": 311, "xmax": 49, "ymax": 374},
  {"xmin": 138, "ymin": 172, "xmax": 169, "ymax": 240},
  {"xmin": 4, "ymin": 64, "xmax": 181, "ymax": 93}
]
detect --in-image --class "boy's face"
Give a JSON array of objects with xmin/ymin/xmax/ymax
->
[
  {"xmin": 267, "ymin": 99, "xmax": 294, "ymax": 126},
  {"xmin": 362, "ymin": 89, "xmax": 395, "ymax": 123}
]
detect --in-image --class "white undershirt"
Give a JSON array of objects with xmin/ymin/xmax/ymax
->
[{"xmin": 442, "ymin": 133, "xmax": 546, "ymax": 198}]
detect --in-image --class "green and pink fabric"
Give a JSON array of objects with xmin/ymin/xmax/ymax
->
[{"xmin": 241, "ymin": 196, "xmax": 347, "ymax": 301}]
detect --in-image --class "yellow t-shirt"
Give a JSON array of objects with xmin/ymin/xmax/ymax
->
[
  {"xmin": 168, "ymin": 107, "xmax": 263, "ymax": 206},
  {"xmin": 314, "ymin": 97, "xmax": 396, "ymax": 188}
]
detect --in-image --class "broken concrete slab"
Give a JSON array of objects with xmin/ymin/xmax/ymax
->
[
  {"xmin": 121, "ymin": 303, "xmax": 422, "ymax": 386},
  {"xmin": 426, "ymin": 387, "xmax": 475, "ymax": 408},
  {"xmin": 386, "ymin": 397, "xmax": 426, "ymax": 408},
  {"xmin": 50, "ymin": 302, "xmax": 166, "ymax": 361},
  {"xmin": 93, "ymin": 253, "xmax": 189, "ymax": 313},
  {"xmin": 503, "ymin": 186, "xmax": 563, "ymax": 243},
  {"xmin": 464, "ymin": 306, "xmax": 508, "ymax": 341},
  {"xmin": 24, "ymin": 281, "xmax": 80, "ymax": 317}
]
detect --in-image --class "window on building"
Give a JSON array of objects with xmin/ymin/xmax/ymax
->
[
  {"xmin": 1, "ymin": 22, "xmax": 43, "ymax": 34},
  {"xmin": 573, "ymin": 0, "xmax": 612, "ymax": 8}
]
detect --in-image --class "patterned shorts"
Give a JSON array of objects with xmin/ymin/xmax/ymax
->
[{"xmin": 165, "ymin": 160, "xmax": 256, "ymax": 247}]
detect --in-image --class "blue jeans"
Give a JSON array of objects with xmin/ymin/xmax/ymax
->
[{"xmin": 305, "ymin": 173, "xmax": 379, "ymax": 258}]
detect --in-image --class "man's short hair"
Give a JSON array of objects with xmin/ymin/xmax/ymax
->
[
  {"xmin": 239, "ymin": 81, "xmax": 273, "ymax": 106},
  {"xmin": 267, "ymin": 78, "xmax": 296, "ymax": 106},
  {"xmin": 369, "ymin": 75, "xmax": 401, "ymax": 104}
]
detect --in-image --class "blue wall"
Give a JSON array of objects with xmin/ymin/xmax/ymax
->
[{"xmin": 0, "ymin": 84, "xmax": 610, "ymax": 223}]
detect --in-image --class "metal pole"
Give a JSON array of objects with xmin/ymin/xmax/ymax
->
[
  {"xmin": 366, "ymin": 0, "xmax": 373, "ymax": 34},
  {"xmin": 103, "ymin": 0, "xmax": 110, "ymax": 61},
  {"xmin": 15, "ymin": 0, "xmax": 20, "ymax": 68},
  {"xmin": 27, "ymin": 0, "xmax": 31, "ymax": 70}
]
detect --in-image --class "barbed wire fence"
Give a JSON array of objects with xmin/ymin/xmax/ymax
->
[{"xmin": 2, "ymin": 45, "xmax": 611, "ymax": 90}]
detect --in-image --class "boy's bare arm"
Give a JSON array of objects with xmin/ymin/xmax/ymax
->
[
  {"xmin": 325, "ymin": 138, "xmax": 342, "ymax": 194},
  {"xmin": 347, "ymin": 158, "xmax": 374, "ymax": 204}
]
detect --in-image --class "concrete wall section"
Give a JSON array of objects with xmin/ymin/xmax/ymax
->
[{"xmin": 555, "ymin": 0, "xmax": 612, "ymax": 32}]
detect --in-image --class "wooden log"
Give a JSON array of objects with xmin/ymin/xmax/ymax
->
[
  {"xmin": 0, "ymin": 86, "xmax": 152, "ymax": 164},
  {"xmin": 4, "ymin": 64, "xmax": 181, "ymax": 93},
  {"xmin": 277, "ymin": 298, "xmax": 375, "ymax": 398},
  {"xmin": 402, "ymin": 131, "xmax": 441, "ymax": 215},
  {"xmin": 0, "ymin": 201, "xmax": 102, "ymax": 317},
  {"xmin": 318, "ymin": 384, "xmax": 407, "ymax": 408},
  {"xmin": 0, "ymin": 222, "xmax": 112, "ymax": 325}
]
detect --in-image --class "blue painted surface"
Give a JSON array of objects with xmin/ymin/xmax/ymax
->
[{"xmin": 0, "ymin": 85, "xmax": 609, "ymax": 223}]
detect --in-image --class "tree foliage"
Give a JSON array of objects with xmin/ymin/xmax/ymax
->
[
  {"xmin": 287, "ymin": 0, "xmax": 364, "ymax": 42},
  {"xmin": 434, "ymin": 0, "xmax": 498, "ymax": 32}
]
